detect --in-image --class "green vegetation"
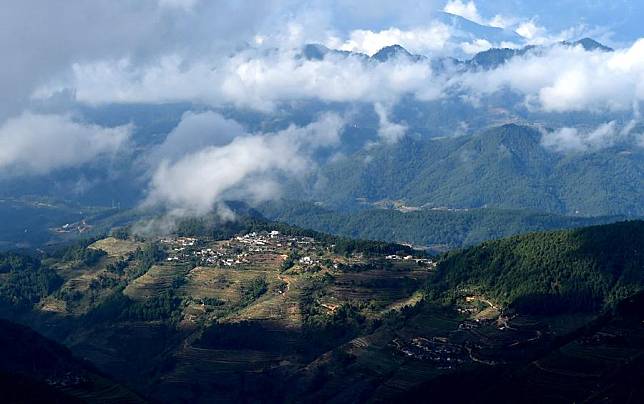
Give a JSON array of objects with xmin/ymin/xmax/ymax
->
[
  {"xmin": 259, "ymin": 200, "xmax": 622, "ymax": 248},
  {"xmin": 0, "ymin": 253, "xmax": 62, "ymax": 307},
  {"xmin": 121, "ymin": 291, "xmax": 181, "ymax": 321},
  {"xmin": 110, "ymin": 227, "xmax": 130, "ymax": 240},
  {"xmin": 281, "ymin": 250, "xmax": 298, "ymax": 271},
  {"xmin": 51, "ymin": 236, "xmax": 108, "ymax": 266},
  {"xmin": 0, "ymin": 318, "xmax": 143, "ymax": 403},
  {"xmin": 196, "ymin": 321, "xmax": 287, "ymax": 351},
  {"xmin": 1, "ymin": 216, "xmax": 642, "ymax": 402},
  {"xmin": 69, "ymin": 247, "xmax": 107, "ymax": 266},
  {"xmin": 429, "ymin": 220, "xmax": 644, "ymax": 314},
  {"xmin": 0, "ymin": 252, "xmax": 40, "ymax": 273},
  {"xmin": 106, "ymin": 258, "xmax": 128, "ymax": 275},
  {"xmin": 239, "ymin": 277, "xmax": 268, "ymax": 306},
  {"xmin": 295, "ymin": 124, "xmax": 644, "ymax": 217},
  {"xmin": 85, "ymin": 289, "xmax": 181, "ymax": 323},
  {"xmin": 130, "ymin": 243, "xmax": 166, "ymax": 278}
]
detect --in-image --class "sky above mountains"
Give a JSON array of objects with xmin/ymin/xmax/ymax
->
[{"xmin": 0, "ymin": 0, "xmax": 643, "ymax": 217}]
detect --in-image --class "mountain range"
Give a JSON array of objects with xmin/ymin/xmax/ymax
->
[{"xmin": 295, "ymin": 124, "xmax": 644, "ymax": 217}]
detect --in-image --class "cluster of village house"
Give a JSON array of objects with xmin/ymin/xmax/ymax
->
[
  {"xmin": 161, "ymin": 231, "xmax": 324, "ymax": 267},
  {"xmin": 385, "ymin": 254, "xmax": 435, "ymax": 267},
  {"xmin": 160, "ymin": 231, "xmax": 435, "ymax": 270},
  {"xmin": 55, "ymin": 219, "xmax": 92, "ymax": 234},
  {"xmin": 392, "ymin": 336, "xmax": 465, "ymax": 366}
]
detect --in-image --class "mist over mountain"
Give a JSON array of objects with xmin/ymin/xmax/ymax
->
[{"xmin": 0, "ymin": 1, "xmax": 643, "ymax": 402}]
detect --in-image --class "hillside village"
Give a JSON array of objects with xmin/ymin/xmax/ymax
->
[{"xmin": 160, "ymin": 230, "xmax": 435, "ymax": 270}]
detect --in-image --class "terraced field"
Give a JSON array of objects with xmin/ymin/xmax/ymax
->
[
  {"xmin": 89, "ymin": 237, "xmax": 142, "ymax": 258},
  {"xmin": 6, "ymin": 221, "xmax": 639, "ymax": 403},
  {"xmin": 124, "ymin": 263, "xmax": 189, "ymax": 300}
]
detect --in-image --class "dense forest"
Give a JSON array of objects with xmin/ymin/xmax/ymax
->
[
  {"xmin": 0, "ymin": 253, "xmax": 62, "ymax": 308},
  {"xmin": 428, "ymin": 220, "xmax": 644, "ymax": 314},
  {"xmin": 292, "ymin": 124, "xmax": 644, "ymax": 217},
  {"xmin": 258, "ymin": 200, "xmax": 621, "ymax": 249}
]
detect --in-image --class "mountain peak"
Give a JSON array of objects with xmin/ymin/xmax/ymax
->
[
  {"xmin": 371, "ymin": 45, "xmax": 425, "ymax": 62},
  {"xmin": 302, "ymin": 43, "xmax": 330, "ymax": 60},
  {"xmin": 565, "ymin": 38, "xmax": 613, "ymax": 52}
]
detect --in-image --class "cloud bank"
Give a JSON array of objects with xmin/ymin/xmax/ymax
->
[
  {"xmin": 541, "ymin": 120, "xmax": 644, "ymax": 153},
  {"xmin": 0, "ymin": 113, "xmax": 130, "ymax": 175},
  {"xmin": 40, "ymin": 38, "xmax": 644, "ymax": 117},
  {"xmin": 145, "ymin": 112, "xmax": 345, "ymax": 215},
  {"xmin": 2, "ymin": 0, "xmax": 643, "ymax": 218},
  {"xmin": 454, "ymin": 39, "xmax": 644, "ymax": 112}
]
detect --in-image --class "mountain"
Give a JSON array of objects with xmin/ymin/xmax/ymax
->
[
  {"xmin": 0, "ymin": 216, "xmax": 642, "ymax": 402},
  {"xmin": 0, "ymin": 318, "xmax": 143, "ymax": 403},
  {"xmin": 283, "ymin": 221, "xmax": 644, "ymax": 402},
  {"xmin": 466, "ymin": 45, "xmax": 535, "ymax": 69},
  {"xmin": 371, "ymin": 44, "xmax": 426, "ymax": 62},
  {"xmin": 435, "ymin": 12, "xmax": 525, "ymax": 46},
  {"xmin": 257, "ymin": 200, "xmax": 622, "ymax": 250},
  {"xmin": 301, "ymin": 124, "xmax": 644, "ymax": 217},
  {"xmin": 464, "ymin": 38, "xmax": 611, "ymax": 70},
  {"xmin": 565, "ymin": 37, "xmax": 614, "ymax": 52},
  {"xmin": 0, "ymin": 216, "xmax": 423, "ymax": 402},
  {"xmin": 302, "ymin": 43, "xmax": 425, "ymax": 62},
  {"xmin": 301, "ymin": 43, "xmax": 368, "ymax": 61},
  {"xmin": 431, "ymin": 220, "xmax": 644, "ymax": 313},
  {"xmin": 400, "ymin": 288, "xmax": 644, "ymax": 403}
]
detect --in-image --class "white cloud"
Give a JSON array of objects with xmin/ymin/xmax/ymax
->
[
  {"xmin": 39, "ymin": 37, "xmax": 644, "ymax": 117},
  {"xmin": 328, "ymin": 24, "xmax": 453, "ymax": 56},
  {"xmin": 374, "ymin": 103, "xmax": 407, "ymax": 144},
  {"xmin": 0, "ymin": 0, "xmax": 275, "ymax": 121},
  {"xmin": 42, "ymin": 48, "xmax": 440, "ymax": 111},
  {"xmin": 52, "ymin": 56, "xmax": 222, "ymax": 106},
  {"xmin": 443, "ymin": 0, "xmax": 516, "ymax": 31},
  {"xmin": 0, "ymin": 113, "xmax": 130, "ymax": 175},
  {"xmin": 217, "ymin": 50, "xmax": 437, "ymax": 109},
  {"xmin": 144, "ymin": 113, "xmax": 345, "ymax": 214},
  {"xmin": 35, "ymin": 35, "xmax": 644, "ymax": 119},
  {"xmin": 443, "ymin": 0, "xmax": 483, "ymax": 24},
  {"xmin": 541, "ymin": 121, "xmax": 642, "ymax": 153},
  {"xmin": 149, "ymin": 111, "xmax": 246, "ymax": 164},
  {"xmin": 488, "ymin": 14, "xmax": 513, "ymax": 29},
  {"xmin": 454, "ymin": 39, "xmax": 644, "ymax": 113},
  {"xmin": 460, "ymin": 38, "xmax": 493, "ymax": 54},
  {"xmin": 515, "ymin": 20, "xmax": 545, "ymax": 41}
]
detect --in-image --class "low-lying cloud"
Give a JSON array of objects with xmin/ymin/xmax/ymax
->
[
  {"xmin": 454, "ymin": 39, "xmax": 644, "ymax": 112},
  {"xmin": 326, "ymin": 25, "xmax": 453, "ymax": 56},
  {"xmin": 144, "ymin": 112, "xmax": 345, "ymax": 215},
  {"xmin": 39, "ymin": 38, "xmax": 644, "ymax": 117},
  {"xmin": 0, "ymin": 113, "xmax": 130, "ymax": 175},
  {"xmin": 42, "ymin": 48, "xmax": 438, "ymax": 111},
  {"xmin": 374, "ymin": 103, "xmax": 408, "ymax": 144},
  {"xmin": 541, "ymin": 120, "xmax": 643, "ymax": 153}
]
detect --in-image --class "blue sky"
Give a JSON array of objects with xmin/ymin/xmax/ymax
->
[{"xmin": 474, "ymin": 0, "xmax": 641, "ymax": 43}]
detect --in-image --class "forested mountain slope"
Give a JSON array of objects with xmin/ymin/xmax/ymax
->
[
  {"xmin": 306, "ymin": 124, "xmax": 644, "ymax": 216},
  {"xmin": 430, "ymin": 220, "xmax": 644, "ymax": 314},
  {"xmin": 258, "ymin": 200, "xmax": 622, "ymax": 249}
]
